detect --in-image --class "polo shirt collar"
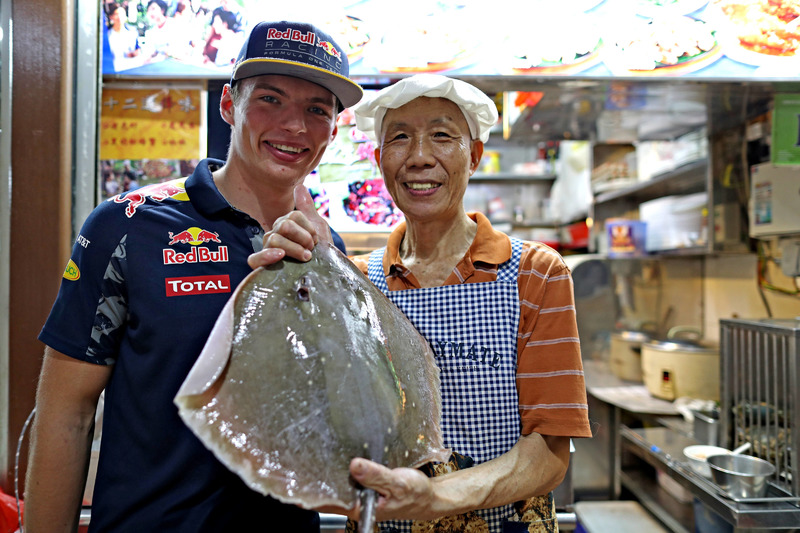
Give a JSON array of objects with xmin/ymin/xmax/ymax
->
[{"xmin": 184, "ymin": 158, "xmax": 234, "ymax": 218}]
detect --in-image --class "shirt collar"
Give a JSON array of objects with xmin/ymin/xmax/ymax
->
[{"xmin": 184, "ymin": 158, "xmax": 233, "ymax": 218}]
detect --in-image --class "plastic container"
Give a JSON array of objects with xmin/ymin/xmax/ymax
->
[{"xmin": 683, "ymin": 445, "xmax": 732, "ymax": 478}]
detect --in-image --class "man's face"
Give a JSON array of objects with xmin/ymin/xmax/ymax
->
[
  {"xmin": 147, "ymin": 3, "xmax": 165, "ymax": 27},
  {"xmin": 375, "ymin": 97, "xmax": 481, "ymax": 223},
  {"xmin": 222, "ymin": 75, "xmax": 339, "ymax": 189}
]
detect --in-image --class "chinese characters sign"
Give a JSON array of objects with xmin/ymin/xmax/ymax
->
[{"xmin": 100, "ymin": 87, "xmax": 201, "ymax": 160}]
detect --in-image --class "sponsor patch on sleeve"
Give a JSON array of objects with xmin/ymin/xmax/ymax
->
[{"xmin": 63, "ymin": 259, "xmax": 80, "ymax": 281}]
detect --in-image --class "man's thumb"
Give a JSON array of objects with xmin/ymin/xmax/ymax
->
[
  {"xmin": 293, "ymin": 185, "xmax": 332, "ymax": 243},
  {"xmin": 293, "ymin": 185, "xmax": 318, "ymax": 217}
]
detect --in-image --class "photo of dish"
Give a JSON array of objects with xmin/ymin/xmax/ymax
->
[
  {"xmin": 709, "ymin": 0, "xmax": 800, "ymax": 65},
  {"xmin": 527, "ymin": 0, "xmax": 606, "ymax": 12},
  {"xmin": 503, "ymin": 12, "xmax": 603, "ymax": 74},
  {"xmin": 636, "ymin": 0, "xmax": 710, "ymax": 16},
  {"xmin": 365, "ymin": 18, "xmax": 475, "ymax": 73},
  {"xmin": 321, "ymin": 14, "xmax": 371, "ymax": 62},
  {"xmin": 602, "ymin": 14, "xmax": 721, "ymax": 75}
]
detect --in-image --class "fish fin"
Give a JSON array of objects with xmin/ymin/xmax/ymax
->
[{"xmin": 174, "ymin": 280, "xmax": 238, "ymax": 400}]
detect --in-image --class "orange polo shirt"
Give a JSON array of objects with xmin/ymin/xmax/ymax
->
[{"xmin": 352, "ymin": 212, "xmax": 592, "ymax": 439}]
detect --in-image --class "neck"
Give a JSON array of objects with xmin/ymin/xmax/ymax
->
[
  {"xmin": 400, "ymin": 212, "xmax": 476, "ymax": 266},
  {"xmin": 212, "ymin": 165, "xmax": 295, "ymax": 230}
]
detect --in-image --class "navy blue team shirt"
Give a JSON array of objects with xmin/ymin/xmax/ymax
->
[{"xmin": 39, "ymin": 158, "xmax": 345, "ymax": 532}]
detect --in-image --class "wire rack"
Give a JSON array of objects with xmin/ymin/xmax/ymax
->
[{"xmin": 720, "ymin": 318, "xmax": 800, "ymax": 499}]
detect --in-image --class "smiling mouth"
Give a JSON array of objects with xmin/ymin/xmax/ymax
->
[
  {"xmin": 406, "ymin": 183, "xmax": 440, "ymax": 191},
  {"xmin": 268, "ymin": 141, "xmax": 306, "ymax": 154}
]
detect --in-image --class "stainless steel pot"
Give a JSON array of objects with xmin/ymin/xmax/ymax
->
[{"xmin": 707, "ymin": 454, "xmax": 776, "ymax": 499}]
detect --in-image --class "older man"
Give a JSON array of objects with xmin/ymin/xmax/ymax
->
[{"xmin": 254, "ymin": 74, "xmax": 592, "ymax": 533}]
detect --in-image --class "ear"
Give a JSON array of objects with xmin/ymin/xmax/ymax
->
[
  {"xmin": 220, "ymin": 84, "xmax": 235, "ymax": 127},
  {"xmin": 330, "ymin": 123, "xmax": 338, "ymax": 144},
  {"xmin": 374, "ymin": 146, "xmax": 381, "ymax": 168},
  {"xmin": 469, "ymin": 140, "xmax": 484, "ymax": 176}
]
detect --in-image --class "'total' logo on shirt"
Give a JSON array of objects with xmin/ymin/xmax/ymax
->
[{"xmin": 165, "ymin": 275, "xmax": 231, "ymax": 297}]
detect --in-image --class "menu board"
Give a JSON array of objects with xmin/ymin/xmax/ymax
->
[{"xmin": 102, "ymin": 0, "xmax": 800, "ymax": 81}]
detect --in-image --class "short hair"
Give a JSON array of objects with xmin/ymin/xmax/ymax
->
[
  {"xmin": 212, "ymin": 7, "xmax": 239, "ymax": 32},
  {"xmin": 147, "ymin": 0, "xmax": 168, "ymax": 16}
]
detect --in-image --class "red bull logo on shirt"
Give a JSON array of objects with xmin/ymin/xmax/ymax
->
[
  {"xmin": 112, "ymin": 178, "xmax": 189, "ymax": 218},
  {"xmin": 164, "ymin": 227, "xmax": 229, "ymax": 265},
  {"xmin": 167, "ymin": 227, "xmax": 221, "ymax": 245}
]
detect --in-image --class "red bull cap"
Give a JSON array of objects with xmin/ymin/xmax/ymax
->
[{"xmin": 231, "ymin": 21, "xmax": 363, "ymax": 109}]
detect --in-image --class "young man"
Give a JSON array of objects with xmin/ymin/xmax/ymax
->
[{"xmin": 25, "ymin": 20, "xmax": 362, "ymax": 533}]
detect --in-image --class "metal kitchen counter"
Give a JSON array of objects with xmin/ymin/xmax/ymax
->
[{"xmin": 622, "ymin": 425, "xmax": 800, "ymax": 530}]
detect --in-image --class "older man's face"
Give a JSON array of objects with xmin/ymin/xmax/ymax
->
[{"xmin": 375, "ymin": 97, "xmax": 482, "ymax": 224}]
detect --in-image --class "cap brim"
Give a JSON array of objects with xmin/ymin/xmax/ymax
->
[{"xmin": 232, "ymin": 58, "xmax": 363, "ymax": 109}]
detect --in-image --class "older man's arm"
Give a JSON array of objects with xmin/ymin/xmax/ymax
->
[{"xmin": 348, "ymin": 432, "xmax": 570, "ymax": 522}]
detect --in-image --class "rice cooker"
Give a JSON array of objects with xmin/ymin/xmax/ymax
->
[
  {"xmin": 609, "ymin": 330, "xmax": 651, "ymax": 382},
  {"xmin": 641, "ymin": 338, "xmax": 720, "ymax": 401}
]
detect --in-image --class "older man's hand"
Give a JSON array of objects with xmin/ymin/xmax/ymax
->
[
  {"xmin": 248, "ymin": 185, "xmax": 333, "ymax": 269},
  {"xmin": 348, "ymin": 458, "xmax": 440, "ymax": 522}
]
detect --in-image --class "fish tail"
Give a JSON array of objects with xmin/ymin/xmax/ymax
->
[{"xmin": 358, "ymin": 488, "xmax": 378, "ymax": 533}]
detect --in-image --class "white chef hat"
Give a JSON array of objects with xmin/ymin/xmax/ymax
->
[{"xmin": 353, "ymin": 74, "xmax": 498, "ymax": 143}]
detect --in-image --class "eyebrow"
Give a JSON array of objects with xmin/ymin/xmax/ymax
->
[{"xmin": 251, "ymin": 82, "xmax": 335, "ymax": 107}]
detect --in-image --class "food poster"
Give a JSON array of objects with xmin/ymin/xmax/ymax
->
[
  {"xmin": 102, "ymin": 0, "xmax": 800, "ymax": 80},
  {"xmin": 99, "ymin": 86, "xmax": 203, "ymax": 199},
  {"xmin": 307, "ymin": 106, "xmax": 404, "ymax": 233},
  {"xmin": 772, "ymin": 93, "xmax": 800, "ymax": 165}
]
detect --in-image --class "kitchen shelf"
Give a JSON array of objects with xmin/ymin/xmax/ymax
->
[
  {"xmin": 510, "ymin": 220, "xmax": 557, "ymax": 228},
  {"xmin": 471, "ymin": 172, "xmax": 557, "ymax": 182},
  {"xmin": 594, "ymin": 159, "xmax": 708, "ymax": 207},
  {"xmin": 619, "ymin": 470, "xmax": 693, "ymax": 533},
  {"xmin": 621, "ymin": 426, "xmax": 800, "ymax": 530}
]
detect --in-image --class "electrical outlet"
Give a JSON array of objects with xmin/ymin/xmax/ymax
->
[{"xmin": 780, "ymin": 238, "xmax": 800, "ymax": 277}]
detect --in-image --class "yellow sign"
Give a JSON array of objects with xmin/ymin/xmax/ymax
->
[{"xmin": 100, "ymin": 87, "xmax": 202, "ymax": 160}]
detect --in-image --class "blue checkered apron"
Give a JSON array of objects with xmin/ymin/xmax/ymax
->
[{"xmin": 366, "ymin": 238, "xmax": 523, "ymax": 533}]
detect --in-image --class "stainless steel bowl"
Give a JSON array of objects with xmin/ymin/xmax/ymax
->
[{"xmin": 707, "ymin": 454, "xmax": 776, "ymax": 499}]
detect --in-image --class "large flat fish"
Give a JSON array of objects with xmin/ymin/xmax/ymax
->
[{"xmin": 174, "ymin": 241, "xmax": 449, "ymax": 524}]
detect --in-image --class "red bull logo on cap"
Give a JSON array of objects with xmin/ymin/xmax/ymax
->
[
  {"xmin": 264, "ymin": 27, "xmax": 341, "ymax": 60},
  {"xmin": 112, "ymin": 178, "xmax": 189, "ymax": 218},
  {"xmin": 318, "ymin": 40, "xmax": 341, "ymax": 59},
  {"xmin": 267, "ymin": 27, "xmax": 316, "ymax": 44},
  {"xmin": 164, "ymin": 226, "xmax": 229, "ymax": 265}
]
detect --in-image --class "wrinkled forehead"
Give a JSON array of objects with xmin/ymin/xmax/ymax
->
[{"xmin": 381, "ymin": 96, "xmax": 471, "ymax": 134}]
